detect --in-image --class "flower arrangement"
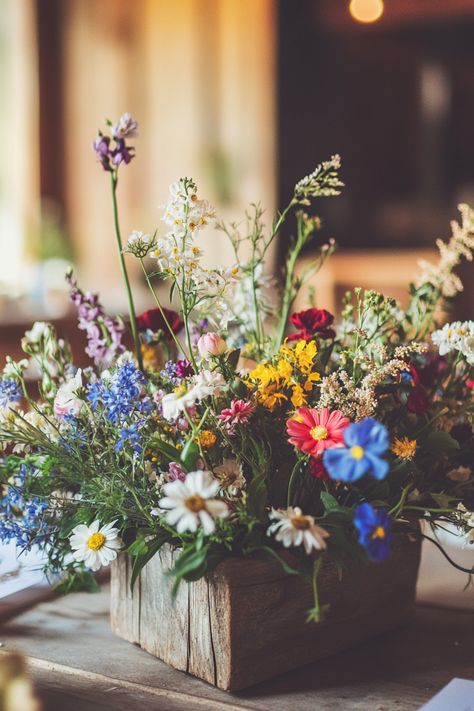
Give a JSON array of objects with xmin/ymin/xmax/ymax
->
[{"xmin": 1, "ymin": 113, "xmax": 474, "ymax": 620}]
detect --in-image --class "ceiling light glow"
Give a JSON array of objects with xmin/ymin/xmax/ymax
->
[{"xmin": 349, "ymin": 0, "xmax": 384, "ymax": 24}]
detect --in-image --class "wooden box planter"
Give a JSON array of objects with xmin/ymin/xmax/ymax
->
[{"xmin": 110, "ymin": 536, "xmax": 422, "ymax": 692}]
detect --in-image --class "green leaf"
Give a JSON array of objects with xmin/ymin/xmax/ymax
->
[
  {"xmin": 180, "ymin": 439, "xmax": 200, "ymax": 471},
  {"xmin": 226, "ymin": 348, "xmax": 241, "ymax": 370},
  {"xmin": 424, "ymin": 431, "xmax": 460, "ymax": 455},
  {"xmin": 170, "ymin": 543, "xmax": 210, "ymax": 595},
  {"xmin": 320, "ymin": 491, "xmax": 340, "ymax": 512},
  {"xmin": 151, "ymin": 437, "xmax": 182, "ymax": 463},
  {"xmin": 129, "ymin": 532, "xmax": 169, "ymax": 592}
]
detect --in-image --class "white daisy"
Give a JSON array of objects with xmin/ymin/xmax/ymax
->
[
  {"xmin": 70, "ymin": 520, "xmax": 122, "ymax": 571},
  {"xmin": 267, "ymin": 506, "xmax": 329, "ymax": 554},
  {"xmin": 158, "ymin": 470, "xmax": 228, "ymax": 535}
]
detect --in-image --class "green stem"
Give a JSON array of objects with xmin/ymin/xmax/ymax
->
[
  {"xmin": 287, "ymin": 459, "xmax": 301, "ymax": 507},
  {"xmin": 138, "ymin": 259, "xmax": 189, "ymax": 360},
  {"xmin": 110, "ymin": 172, "xmax": 143, "ymax": 370},
  {"xmin": 389, "ymin": 483, "xmax": 413, "ymax": 518}
]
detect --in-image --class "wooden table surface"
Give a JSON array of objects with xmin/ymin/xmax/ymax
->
[{"xmin": 0, "ymin": 585, "xmax": 472, "ymax": 711}]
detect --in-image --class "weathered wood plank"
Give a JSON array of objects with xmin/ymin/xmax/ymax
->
[{"xmin": 110, "ymin": 536, "xmax": 422, "ymax": 691}]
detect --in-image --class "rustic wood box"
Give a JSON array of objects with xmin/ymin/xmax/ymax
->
[{"xmin": 110, "ymin": 536, "xmax": 422, "ymax": 691}]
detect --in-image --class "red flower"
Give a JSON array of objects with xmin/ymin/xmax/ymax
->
[
  {"xmin": 308, "ymin": 458, "xmax": 330, "ymax": 481},
  {"xmin": 287, "ymin": 407, "xmax": 350, "ymax": 457},
  {"xmin": 466, "ymin": 379, "xmax": 474, "ymax": 389},
  {"xmin": 136, "ymin": 308, "xmax": 183, "ymax": 338},
  {"xmin": 288, "ymin": 308, "xmax": 335, "ymax": 341},
  {"xmin": 405, "ymin": 366, "xmax": 429, "ymax": 415}
]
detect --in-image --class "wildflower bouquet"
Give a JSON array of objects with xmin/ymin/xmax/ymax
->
[{"xmin": 1, "ymin": 114, "xmax": 474, "ymax": 621}]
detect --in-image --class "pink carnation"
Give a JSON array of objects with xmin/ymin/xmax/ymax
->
[
  {"xmin": 218, "ymin": 399, "xmax": 254, "ymax": 431},
  {"xmin": 287, "ymin": 407, "xmax": 350, "ymax": 457}
]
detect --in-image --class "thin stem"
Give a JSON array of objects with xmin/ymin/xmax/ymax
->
[
  {"xmin": 110, "ymin": 172, "xmax": 143, "ymax": 370},
  {"xmin": 138, "ymin": 259, "xmax": 189, "ymax": 360},
  {"xmin": 287, "ymin": 459, "xmax": 301, "ymax": 507}
]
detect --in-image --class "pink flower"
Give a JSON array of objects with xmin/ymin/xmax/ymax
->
[
  {"xmin": 167, "ymin": 462, "xmax": 186, "ymax": 482},
  {"xmin": 218, "ymin": 399, "xmax": 254, "ymax": 432},
  {"xmin": 197, "ymin": 333, "xmax": 228, "ymax": 358},
  {"xmin": 286, "ymin": 407, "xmax": 350, "ymax": 457}
]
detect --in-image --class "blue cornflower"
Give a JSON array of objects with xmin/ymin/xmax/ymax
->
[
  {"xmin": 323, "ymin": 417, "xmax": 389, "ymax": 482},
  {"xmin": 353, "ymin": 503, "xmax": 393, "ymax": 562},
  {"xmin": 0, "ymin": 378, "xmax": 23, "ymax": 408}
]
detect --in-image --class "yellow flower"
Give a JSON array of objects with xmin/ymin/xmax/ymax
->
[
  {"xmin": 304, "ymin": 371, "xmax": 321, "ymax": 391},
  {"xmin": 197, "ymin": 430, "xmax": 217, "ymax": 449},
  {"xmin": 291, "ymin": 384, "xmax": 306, "ymax": 408},
  {"xmin": 277, "ymin": 358, "xmax": 293, "ymax": 385},
  {"xmin": 391, "ymin": 437, "xmax": 417, "ymax": 460}
]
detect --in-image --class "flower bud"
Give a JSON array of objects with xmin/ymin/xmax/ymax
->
[{"xmin": 197, "ymin": 333, "xmax": 227, "ymax": 358}]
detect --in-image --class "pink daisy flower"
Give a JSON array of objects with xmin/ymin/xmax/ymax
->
[
  {"xmin": 218, "ymin": 399, "xmax": 254, "ymax": 431},
  {"xmin": 286, "ymin": 407, "xmax": 350, "ymax": 457}
]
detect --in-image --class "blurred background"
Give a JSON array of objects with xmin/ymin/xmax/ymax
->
[
  {"xmin": 0, "ymin": 0, "xmax": 473, "ymax": 621},
  {"xmin": 1, "ymin": 0, "xmax": 474, "ymax": 339}
]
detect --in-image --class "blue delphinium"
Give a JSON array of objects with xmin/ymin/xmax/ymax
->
[
  {"xmin": 0, "ymin": 378, "xmax": 23, "ymax": 409},
  {"xmin": 323, "ymin": 417, "xmax": 389, "ymax": 482},
  {"xmin": 87, "ymin": 361, "xmax": 146, "ymax": 424},
  {"xmin": 353, "ymin": 503, "xmax": 393, "ymax": 562},
  {"xmin": 115, "ymin": 422, "xmax": 143, "ymax": 454},
  {"xmin": 0, "ymin": 464, "xmax": 48, "ymax": 548}
]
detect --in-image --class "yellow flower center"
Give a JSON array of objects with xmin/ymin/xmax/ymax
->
[
  {"xmin": 87, "ymin": 532, "xmax": 106, "ymax": 551},
  {"xmin": 291, "ymin": 515, "xmax": 311, "ymax": 530},
  {"xmin": 372, "ymin": 526, "xmax": 386, "ymax": 539},
  {"xmin": 350, "ymin": 445, "xmax": 365, "ymax": 460},
  {"xmin": 185, "ymin": 495, "xmax": 206, "ymax": 513},
  {"xmin": 310, "ymin": 425, "xmax": 329, "ymax": 441}
]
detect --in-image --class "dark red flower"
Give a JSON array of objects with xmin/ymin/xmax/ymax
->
[
  {"xmin": 418, "ymin": 354, "xmax": 449, "ymax": 388},
  {"xmin": 405, "ymin": 366, "xmax": 429, "ymax": 414},
  {"xmin": 288, "ymin": 308, "xmax": 335, "ymax": 341},
  {"xmin": 308, "ymin": 458, "xmax": 330, "ymax": 481},
  {"xmin": 136, "ymin": 308, "xmax": 183, "ymax": 338}
]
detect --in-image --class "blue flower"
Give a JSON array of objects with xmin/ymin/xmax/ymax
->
[
  {"xmin": 322, "ymin": 417, "xmax": 389, "ymax": 482},
  {"xmin": 0, "ymin": 378, "xmax": 22, "ymax": 408},
  {"xmin": 86, "ymin": 362, "xmax": 146, "ymax": 424},
  {"xmin": 353, "ymin": 503, "xmax": 393, "ymax": 562},
  {"xmin": 0, "ymin": 464, "xmax": 49, "ymax": 548},
  {"xmin": 115, "ymin": 422, "xmax": 143, "ymax": 453}
]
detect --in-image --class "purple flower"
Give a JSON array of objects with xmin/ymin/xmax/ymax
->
[
  {"xmin": 111, "ymin": 139, "xmax": 135, "ymax": 166},
  {"xmin": 111, "ymin": 113, "xmax": 138, "ymax": 139},
  {"xmin": 66, "ymin": 272, "xmax": 125, "ymax": 369},
  {"xmin": 92, "ymin": 135, "xmax": 112, "ymax": 171},
  {"xmin": 175, "ymin": 359, "xmax": 194, "ymax": 379}
]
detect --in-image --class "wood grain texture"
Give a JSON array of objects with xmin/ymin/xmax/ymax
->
[{"xmin": 110, "ymin": 536, "xmax": 422, "ymax": 691}]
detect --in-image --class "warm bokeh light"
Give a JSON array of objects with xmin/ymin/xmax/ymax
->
[{"xmin": 349, "ymin": 0, "xmax": 384, "ymax": 24}]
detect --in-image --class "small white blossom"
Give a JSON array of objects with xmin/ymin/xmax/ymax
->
[
  {"xmin": 111, "ymin": 112, "xmax": 138, "ymax": 139},
  {"xmin": 70, "ymin": 520, "xmax": 122, "ymax": 571},
  {"xmin": 23, "ymin": 321, "xmax": 50, "ymax": 344},
  {"xmin": 125, "ymin": 230, "xmax": 156, "ymax": 258},
  {"xmin": 268, "ymin": 506, "xmax": 329, "ymax": 554},
  {"xmin": 158, "ymin": 470, "xmax": 228, "ymax": 534},
  {"xmin": 53, "ymin": 370, "xmax": 84, "ymax": 418}
]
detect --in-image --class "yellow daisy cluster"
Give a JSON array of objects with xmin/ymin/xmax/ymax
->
[{"xmin": 246, "ymin": 340, "xmax": 320, "ymax": 411}]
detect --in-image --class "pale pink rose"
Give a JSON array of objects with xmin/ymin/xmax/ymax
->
[{"xmin": 197, "ymin": 333, "xmax": 227, "ymax": 358}]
